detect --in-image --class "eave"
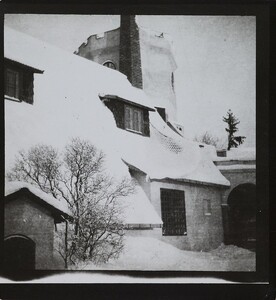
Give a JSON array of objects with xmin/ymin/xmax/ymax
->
[
  {"xmin": 5, "ymin": 188, "xmax": 73, "ymax": 223},
  {"xmin": 99, "ymin": 94, "xmax": 155, "ymax": 112},
  {"xmin": 4, "ymin": 57, "xmax": 44, "ymax": 74}
]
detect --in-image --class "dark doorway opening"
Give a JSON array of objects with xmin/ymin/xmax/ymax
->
[
  {"xmin": 3, "ymin": 235, "xmax": 36, "ymax": 271},
  {"xmin": 226, "ymin": 183, "xmax": 256, "ymax": 250}
]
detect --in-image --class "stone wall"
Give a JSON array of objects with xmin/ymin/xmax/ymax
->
[
  {"xmin": 218, "ymin": 167, "xmax": 256, "ymax": 246},
  {"xmin": 149, "ymin": 180, "xmax": 225, "ymax": 251},
  {"xmin": 5, "ymin": 195, "xmax": 56, "ymax": 269},
  {"xmin": 76, "ymin": 28, "xmax": 120, "ymax": 69},
  {"xmin": 219, "ymin": 168, "xmax": 256, "ymax": 205}
]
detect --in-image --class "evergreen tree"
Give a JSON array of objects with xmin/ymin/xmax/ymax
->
[{"xmin": 223, "ymin": 109, "xmax": 246, "ymax": 150}]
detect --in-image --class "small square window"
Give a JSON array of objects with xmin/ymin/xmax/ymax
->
[{"xmin": 204, "ymin": 199, "xmax": 212, "ymax": 215}]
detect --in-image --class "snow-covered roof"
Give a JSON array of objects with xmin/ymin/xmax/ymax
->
[
  {"xmin": 214, "ymin": 147, "xmax": 256, "ymax": 162},
  {"xmin": 5, "ymin": 181, "xmax": 72, "ymax": 217},
  {"xmin": 99, "ymin": 90, "xmax": 155, "ymax": 111},
  {"xmin": 5, "ymin": 27, "xmax": 230, "ymax": 230},
  {"xmin": 122, "ymin": 184, "xmax": 162, "ymax": 225},
  {"xmin": 217, "ymin": 164, "xmax": 256, "ymax": 171},
  {"xmin": 5, "ymin": 57, "xmax": 44, "ymax": 74},
  {"xmin": 120, "ymin": 113, "xmax": 230, "ymax": 187},
  {"xmin": 4, "ymin": 27, "xmax": 163, "ymax": 225}
]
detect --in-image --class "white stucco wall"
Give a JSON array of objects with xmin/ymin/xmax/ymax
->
[{"xmin": 139, "ymin": 28, "xmax": 177, "ymax": 120}]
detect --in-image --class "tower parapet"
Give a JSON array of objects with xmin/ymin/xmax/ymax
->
[{"xmin": 75, "ymin": 15, "xmax": 178, "ymax": 120}]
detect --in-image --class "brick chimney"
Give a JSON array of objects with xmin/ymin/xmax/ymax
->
[{"xmin": 119, "ymin": 15, "xmax": 143, "ymax": 89}]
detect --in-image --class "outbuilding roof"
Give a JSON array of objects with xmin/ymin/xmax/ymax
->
[{"xmin": 5, "ymin": 181, "xmax": 72, "ymax": 220}]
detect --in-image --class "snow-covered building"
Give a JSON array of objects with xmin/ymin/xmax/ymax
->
[
  {"xmin": 4, "ymin": 181, "xmax": 72, "ymax": 270},
  {"xmin": 8, "ymin": 22, "xmax": 261, "ymax": 272},
  {"xmin": 75, "ymin": 15, "xmax": 257, "ymax": 252}
]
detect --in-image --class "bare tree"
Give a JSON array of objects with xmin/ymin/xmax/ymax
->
[
  {"xmin": 194, "ymin": 131, "xmax": 226, "ymax": 149},
  {"xmin": 7, "ymin": 138, "xmax": 135, "ymax": 267}
]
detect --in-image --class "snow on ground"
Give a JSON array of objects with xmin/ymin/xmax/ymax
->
[
  {"xmin": 0, "ymin": 274, "xmax": 234, "ymax": 284},
  {"xmin": 73, "ymin": 236, "xmax": 255, "ymax": 272}
]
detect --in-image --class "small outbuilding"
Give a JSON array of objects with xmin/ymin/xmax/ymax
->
[{"xmin": 4, "ymin": 181, "xmax": 72, "ymax": 270}]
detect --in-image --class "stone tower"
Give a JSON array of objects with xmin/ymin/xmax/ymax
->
[{"xmin": 75, "ymin": 15, "xmax": 178, "ymax": 120}]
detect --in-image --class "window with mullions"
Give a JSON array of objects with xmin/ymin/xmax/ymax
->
[
  {"xmin": 160, "ymin": 189, "xmax": 186, "ymax": 236},
  {"xmin": 125, "ymin": 105, "xmax": 143, "ymax": 133},
  {"xmin": 5, "ymin": 69, "xmax": 19, "ymax": 99}
]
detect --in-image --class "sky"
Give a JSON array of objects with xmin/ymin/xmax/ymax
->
[{"xmin": 4, "ymin": 14, "xmax": 256, "ymax": 147}]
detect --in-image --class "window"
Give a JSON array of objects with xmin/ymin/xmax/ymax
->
[
  {"xmin": 204, "ymin": 199, "xmax": 212, "ymax": 215},
  {"xmin": 4, "ymin": 59, "xmax": 43, "ymax": 104},
  {"xmin": 5, "ymin": 67, "xmax": 34, "ymax": 103},
  {"xmin": 5, "ymin": 69, "xmax": 19, "ymax": 99},
  {"xmin": 160, "ymin": 189, "xmax": 186, "ymax": 236},
  {"xmin": 125, "ymin": 105, "xmax": 143, "ymax": 133},
  {"xmin": 103, "ymin": 61, "xmax": 116, "ymax": 70},
  {"xmin": 171, "ymin": 72, "xmax": 175, "ymax": 92}
]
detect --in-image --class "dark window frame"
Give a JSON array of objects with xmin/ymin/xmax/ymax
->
[
  {"xmin": 160, "ymin": 188, "xmax": 187, "ymax": 236},
  {"xmin": 124, "ymin": 104, "xmax": 143, "ymax": 134},
  {"xmin": 5, "ymin": 68, "xmax": 20, "ymax": 99},
  {"xmin": 4, "ymin": 58, "xmax": 43, "ymax": 104}
]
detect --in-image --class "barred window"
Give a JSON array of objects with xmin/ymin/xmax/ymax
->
[{"xmin": 160, "ymin": 189, "xmax": 186, "ymax": 236}]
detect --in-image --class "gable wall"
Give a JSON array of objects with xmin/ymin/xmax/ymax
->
[{"xmin": 5, "ymin": 195, "xmax": 57, "ymax": 269}]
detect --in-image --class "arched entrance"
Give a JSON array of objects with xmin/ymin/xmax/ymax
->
[
  {"xmin": 227, "ymin": 183, "xmax": 256, "ymax": 250},
  {"xmin": 3, "ymin": 235, "xmax": 36, "ymax": 271}
]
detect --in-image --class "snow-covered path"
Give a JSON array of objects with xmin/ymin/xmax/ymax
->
[{"xmin": 74, "ymin": 236, "xmax": 255, "ymax": 272}]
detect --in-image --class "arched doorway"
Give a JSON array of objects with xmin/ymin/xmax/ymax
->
[
  {"xmin": 227, "ymin": 183, "xmax": 256, "ymax": 250},
  {"xmin": 3, "ymin": 235, "xmax": 36, "ymax": 271}
]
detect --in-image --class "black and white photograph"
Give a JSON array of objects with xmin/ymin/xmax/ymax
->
[{"xmin": 2, "ymin": 10, "xmax": 269, "ymax": 284}]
